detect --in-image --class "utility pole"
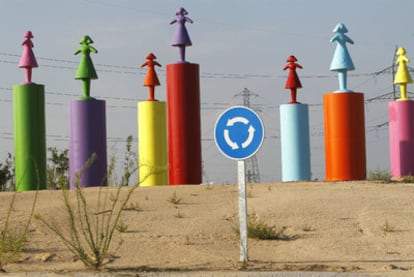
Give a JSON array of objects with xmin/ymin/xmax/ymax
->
[
  {"xmin": 234, "ymin": 88, "xmax": 261, "ymax": 183},
  {"xmin": 392, "ymin": 45, "xmax": 398, "ymax": 100}
]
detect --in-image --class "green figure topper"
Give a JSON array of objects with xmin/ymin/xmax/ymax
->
[{"xmin": 74, "ymin": 35, "xmax": 98, "ymax": 100}]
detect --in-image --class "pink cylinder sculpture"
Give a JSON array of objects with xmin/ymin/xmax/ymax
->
[
  {"xmin": 389, "ymin": 101, "xmax": 414, "ymax": 177},
  {"xmin": 69, "ymin": 99, "xmax": 107, "ymax": 188}
]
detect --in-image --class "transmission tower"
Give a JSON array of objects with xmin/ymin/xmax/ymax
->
[{"xmin": 234, "ymin": 88, "xmax": 261, "ymax": 183}]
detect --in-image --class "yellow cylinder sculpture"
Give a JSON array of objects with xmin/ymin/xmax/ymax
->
[{"xmin": 138, "ymin": 101, "xmax": 168, "ymax": 186}]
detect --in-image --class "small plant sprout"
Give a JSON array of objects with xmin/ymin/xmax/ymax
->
[
  {"xmin": 168, "ymin": 191, "xmax": 182, "ymax": 205},
  {"xmin": 353, "ymin": 222, "xmax": 363, "ymax": 234},
  {"xmin": 382, "ymin": 220, "xmax": 396, "ymax": 233},
  {"xmin": 122, "ymin": 202, "xmax": 143, "ymax": 212},
  {"xmin": 302, "ymin": 224, "xmax": 315, "ymax": 232},
  {"xmin": 184, "ymin": 235, "xmax": 193, "ymax": 245},
  {"xmin": 175, "ymin": 210, "xmax": 185, "ymax": 219},
  {"xmin": 115, "ymin": 219, "xmax": 128, "ymax": 233}
]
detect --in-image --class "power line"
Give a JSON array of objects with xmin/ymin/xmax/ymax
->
[{"xmin": 0, "ymin": 52, "xmax": 399, "ymax": 80}]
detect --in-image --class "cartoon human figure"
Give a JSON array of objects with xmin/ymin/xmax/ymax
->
[
  {"xmin": 394, "ymin": 47, "xmax": 413, "ymax": 101},
  {"xmin": 141, "ymin": 53, "xmax": 161, "ymax": 101},
  {"xmin": 283, "ymin": 55, "xmax": 303, "ymax": 104},
  {"xmin": 19, "ymin": 31, "xmax": 38, "ymax": 84},
  {"xmin": 74, "ymin": 35, "xmax": 98, "ymax": 100},
  {"xmin": 170, "ymin": 7, "xmax": 193, "ymax": 63},
  {"xmin": 330, "ymin": 23, "xmax": 355, "ymax": 92}
]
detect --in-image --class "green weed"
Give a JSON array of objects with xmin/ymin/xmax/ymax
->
[
  {"xmin": 168, "ymin": 191, "xmax": 182, "ymax": 205},
  {"xmin": 368, "ymin": 168, "xmax": 391, "ymax": 183},
  {"xmin": 233, "ymin": 213, "xmax": 291, "ymax": 240}
]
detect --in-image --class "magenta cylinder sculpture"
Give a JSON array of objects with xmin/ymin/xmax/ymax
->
[
  {"xmin": 69, "ymin": 99, "xmax": 107, "ymax": 188},
  {"xmin": 389, "ymin": 101, "xmax": 414, "ymax": 177}
]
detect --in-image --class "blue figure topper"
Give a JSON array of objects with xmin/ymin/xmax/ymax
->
[{"xmin": 330, "ymin": 23, "xmax": 355, "ymax": 92}]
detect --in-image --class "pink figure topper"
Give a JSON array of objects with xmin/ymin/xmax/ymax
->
[
  {"xmin": 19, "ymin": 31, "xmax": 38, "ymax": 84},
  {"xmin": 283, "ymin": 55, "xmax": 303, "ymax": 104},
  {"xmin": 141, "ymin": 53, "xmax": 161, "ymax": 101}
]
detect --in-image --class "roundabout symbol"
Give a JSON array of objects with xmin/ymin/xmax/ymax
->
[{"xmin": 214, "ymin": 106, "xmax": 264, "ymax": 160}]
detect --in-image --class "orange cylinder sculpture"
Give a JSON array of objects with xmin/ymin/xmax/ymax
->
[
  {"xmin": 324, "ymin": 92, "xmax": 366, "ymax": 180},
  {"xmin": 166, "ymin": 63, "xmax": 202, "ymax": 185}
]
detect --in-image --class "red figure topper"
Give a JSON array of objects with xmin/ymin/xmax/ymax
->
[
  {"xmin": 283, "ymin": 55, "xmax": 302, "ymax": 104},
  {"xmin": 19, "ymin": 31, "xmax": 38, "ymax": 84},
  {"xmin": 141, "ymin": 53, "xmax": 161, "ymax": 101}
]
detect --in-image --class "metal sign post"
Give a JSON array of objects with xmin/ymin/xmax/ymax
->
[
  {"xmin": 237, "ymin": 160, "xmax": 248, "ymax": 262},
  {"xmin": 214, "ymin": 106, "xmax": 264, "ymax": 263}
]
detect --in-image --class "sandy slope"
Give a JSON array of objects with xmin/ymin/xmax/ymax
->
[{"xmin": 1, "ymin": 181, "xmax": 414, "ymax": 276}]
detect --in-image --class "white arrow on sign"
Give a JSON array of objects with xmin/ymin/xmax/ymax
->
[
  {"xmin": 223, "ymin": 116, "xmax": 257, "ymax": 150},
  {"xmin": 224, "ymin": 129, "xmax": 239, "ymax": 150},
  {"xmin": 227, "ymin": 116, "xmax": 249, "ymax": 126},
  {"xmin": 241, "ymin": 125, "xmax": 255, "ymax": 148}
]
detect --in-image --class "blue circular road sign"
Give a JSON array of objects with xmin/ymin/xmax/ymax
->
[{"xmin": 214, "ymin": 106, "xmax": 264, "ymax": 160}]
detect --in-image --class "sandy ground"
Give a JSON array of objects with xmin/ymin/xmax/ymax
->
[{"xmin": 1, "ymin": 181, "xmax": 414, "ymax": 276}]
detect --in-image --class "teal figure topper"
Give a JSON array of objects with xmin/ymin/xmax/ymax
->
[
  {"xmin": 74, "ymin": 35, "xmax": 98, "ymax": 100},
  {"xmin": 330, "ymin": 23, "xmax": 355, "ymax": 92}
]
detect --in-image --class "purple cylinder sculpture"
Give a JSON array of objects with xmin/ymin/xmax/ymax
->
[
  {"xmin": 389, "ymin": 101, "xmax": 414, "ymax": 177},
  {"xmin": 69, "ymin": 99, "xmax": 107, "ymax": 188}
]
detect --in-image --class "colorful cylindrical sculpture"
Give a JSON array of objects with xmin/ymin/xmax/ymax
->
[
  {"xmin": 324, "ymin": 92, "xmax": 366, "ymax": 180},
  {"xmin": 166, "ymin": 63, "xmax": 202, "ymax": 185},
  {"xmin": 138, "ymin": 101, "xmax": 168, "ymax": 186},
  {"xmin": 389, "ymin": 101, "xmax": 414, "ymax": 177},
  {"xmin": 280, "ymin": 104, "xmax": 311, "ymax": 181},
  {"xmin": 69, "ymin": 99, "xmax": 107, "ymax": 188},
  {"xmin": 13, "ymin": 83, "xmax": 46, "ymax": 191}
]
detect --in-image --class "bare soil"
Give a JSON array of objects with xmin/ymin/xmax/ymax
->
[{"xmin": 2, "ymin": 181, "xmax": 414, "ymax": 276}]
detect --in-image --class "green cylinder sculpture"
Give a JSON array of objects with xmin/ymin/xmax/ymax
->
[
  {"xmin": 14, "ymin": 31, "xmax": 46, "ymax": 191},
  {"xmin": 13, "ymin": 83, "xmax": 47, "ymax": 191}
]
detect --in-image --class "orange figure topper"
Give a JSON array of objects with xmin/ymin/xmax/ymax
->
[
  {"xmin": 141, "ymin": 53, "xmax": 161, "ymax": 101},
  {"xmin": 283, "ymin": 55, "xmax": 302, "ymax": 104}
]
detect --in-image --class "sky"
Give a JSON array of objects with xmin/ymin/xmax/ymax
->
[{"xmin": 0, "ymin": 0, "xmax": 412, "ymax": 184}]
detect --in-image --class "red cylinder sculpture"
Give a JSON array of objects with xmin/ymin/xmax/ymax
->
[
  {"xmin": 324, "ymin": 92, "xmax": 366, "ymax": 181},
  {"xmin": 166, "ymin": 63, "xmax": 202, "ymax": 185}
]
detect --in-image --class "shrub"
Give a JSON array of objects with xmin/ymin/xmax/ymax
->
[
  {"xmin": 0, "ymin": 168, "xmax": 38, "ymax": 271},
  {"xmin": 47, "ymin": 147, "xmax": 69, "ymax": 189},
  {"xmin": 0, "ymin": 153, "xmax": 15, "ymax": 191},
  {"xmin": 35, "ymin": 154, "xmax": 145, "ymax": 270},
  {"xmin": 36, "ymin": 137, "xmax": 166, "ymax": 270},
  {"xmin": 119, "ymin": 135, "xmax": 137, "ymax": 186},
  {"xmin": 233, "ymin": 213, "xmax": 290, "ymax": 240},
  {"xmin": 401, "ymin": 175, "xmax": 414, "ymax": 183},
  {"xmin": 368, "ymin": 168, "xmax": 391, "ymax": 183}
]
